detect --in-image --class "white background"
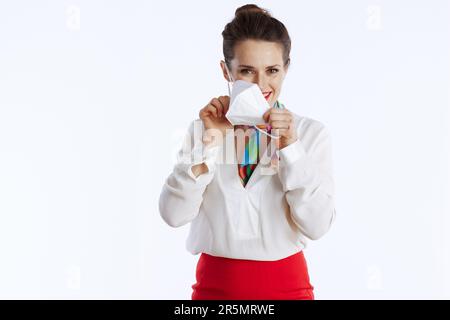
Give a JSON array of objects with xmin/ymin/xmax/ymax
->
[{"xmin": 0, "ymin": 0, "xmax": 449, "ymax": 299}]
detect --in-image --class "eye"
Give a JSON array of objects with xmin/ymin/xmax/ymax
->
[
  {"xmin": 269, "ymin": 68, "xmax": 279, "ymax": 74},
  {"xmin": 240, "ymin": 69, "xmax": 254, "ymax": 75}
]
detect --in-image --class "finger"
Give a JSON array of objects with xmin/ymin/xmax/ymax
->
[
  {"xmin": 269, "ymin": 120, "xmax": 290, "ymax": 129},
  {"xmin": 217, "ymin": 97, "xmax": 227, "ymax": 115},
  {"xmin": 264, "ymin": 107, "xmax": 289, "ymax": 122},
  {"xmin": 263, "ymin": 108, "xmax": 272, "ymax": 123},
  {"xmin": 205, "ymin": 103, "xmax": 218, "ymax": 118},
  {"xmin": 276, "ymin": 128, "xmax": 290, "ymax": 136},
  {"xmin": 211, "ymin": 98, "xmax": 224, "ymax": 117},
  {"xmin": 213, "ymin": 98, "xmax": 224, "ymax": 117},
  {"xmin": 271, "ymin": 128, "xmax": 291, "ymax": 142},
  {"xmin": 268, "ymin": 113, "xmax": 292, "ymax": 121},
  {"xmin": 199, "ymin": 106, "xmax": 210, "ymax": 119},
  {"xmin": 269, "ymin": 107, "xmax": 286, "ymax": 114},
  {"xmin": 271, "ymin": 128, "xmax": 281, "ymax": 147},
  {"xmin": 218, "ymin": 96, "xmax": 230, "ymax": 114}
]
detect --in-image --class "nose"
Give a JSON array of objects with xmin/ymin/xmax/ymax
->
[{"xmin": 255, "ymin": 74, "xmax": 269, "ymax": 92}]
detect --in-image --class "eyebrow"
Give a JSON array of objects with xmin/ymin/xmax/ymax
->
[{"xmin": 238, "ymin": 64, "xmax": 281, "ymax": 69}]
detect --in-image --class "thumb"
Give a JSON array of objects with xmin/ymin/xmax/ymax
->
[{"xmin": 262, "ymin": 108, "xmax": 271, "ymax": 123}]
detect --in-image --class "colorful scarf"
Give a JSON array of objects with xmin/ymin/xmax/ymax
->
[{"xmin": 237, "ymin": 100, "xmax": 284, "ymax": 187}]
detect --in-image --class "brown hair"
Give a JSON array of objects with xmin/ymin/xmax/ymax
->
[{"xmin": 222, "ymin": 4, "xmax": 291, "ymax": 70}]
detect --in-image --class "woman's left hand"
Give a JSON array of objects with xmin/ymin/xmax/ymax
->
[{"xmin": 262, "ymin": 107, "xmax": 297, "ymax": 149}]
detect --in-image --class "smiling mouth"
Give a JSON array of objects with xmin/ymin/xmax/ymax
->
[{"xmin": 263, "ymin": 92, "xmax": 272, "ymax": 100}]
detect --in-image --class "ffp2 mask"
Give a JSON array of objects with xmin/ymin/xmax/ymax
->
[{"xmin": 223, "ymin": 62, "xmax": 281, "ymax": 139}]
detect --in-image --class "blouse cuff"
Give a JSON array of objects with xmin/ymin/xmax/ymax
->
[
  {"xmin": 278, "ymin": 138, "xmax": 306, "ymax": 167},
  {"xmin": 180, "ymin": 142, "xmax": 221, "ymax": 182},
  {"xmin": 277, "ymin": 138, "xmax": 319, "ymax": 191}
]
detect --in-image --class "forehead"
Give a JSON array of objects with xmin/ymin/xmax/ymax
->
[{"xmin": 232, "ymin": 39, "xmax": 284, "ymax": 67}]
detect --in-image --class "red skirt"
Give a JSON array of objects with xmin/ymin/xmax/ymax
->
[{"xmin": 191, "ymin": 250, "xmax": 314, "ymax": 300}]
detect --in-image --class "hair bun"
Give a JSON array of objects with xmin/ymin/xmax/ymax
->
[{"xmin": 235, "ymin": 4, "xmax": 270, "ymax": 17}]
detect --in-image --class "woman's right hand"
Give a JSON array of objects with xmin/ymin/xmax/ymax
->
[{"xmin": 199, "ymin": 96, "xmax": 233, "ymax": 145}]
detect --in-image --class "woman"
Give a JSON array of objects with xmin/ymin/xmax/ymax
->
[{"xmin": 159, "ymin": 4, "xmax": 336, "ymax": 300}]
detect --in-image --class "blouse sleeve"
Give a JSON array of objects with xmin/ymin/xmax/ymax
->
[
  {"xmin": 277, "ymin": 121, "xmax": 336, "ymax": 240},
  {"xmin": 158, "ymin": 119, "xmax": 220, "ymax": 227}
]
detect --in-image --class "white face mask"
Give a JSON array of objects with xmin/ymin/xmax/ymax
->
[{"xmin": 223, "ymin": 61, "xmax": 280, "ymax": 139}]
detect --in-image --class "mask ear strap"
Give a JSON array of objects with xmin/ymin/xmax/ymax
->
[
  {"xmin": 224, "ymin": 61, "xmax": 234, "ymax": 96},
  {"xmin": 253, "ymin": 125, "xmax": 280, "ymax": 139}
]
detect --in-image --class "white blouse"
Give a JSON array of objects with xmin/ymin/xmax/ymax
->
[{"xmin": 159, "ymin": 112, "xmax": 336, "ymax": 261}]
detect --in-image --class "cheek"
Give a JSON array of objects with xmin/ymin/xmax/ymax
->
[
  {"xmin": 237, "ymin": 71, "xmax": 255, "ymax": 79},
  {"xmin": 270, "ymin": 78, "xmax": 283, "ymax": 92},
  {"xmin": 236, "ymin": 74, "xmax": 248, "ymax": 80}
]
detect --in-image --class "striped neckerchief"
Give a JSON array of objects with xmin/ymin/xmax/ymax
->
[{"xmin": 237, "ymin": 100, "xmax": 284, "ymax": 187}]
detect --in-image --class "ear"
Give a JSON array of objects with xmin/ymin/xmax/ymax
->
[
  {"xmin": 284, "ymin": 58, "xmax": 290, "ymax": 73},
  {"xmin": 220, "ymin": 60, "xmax": 232, "ymax": 82}
]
